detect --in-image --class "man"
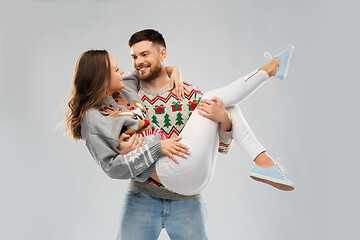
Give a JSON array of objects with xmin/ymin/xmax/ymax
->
[{"xmin": 117, "ymin": 29, "xmax": 290, "ymax": 239}]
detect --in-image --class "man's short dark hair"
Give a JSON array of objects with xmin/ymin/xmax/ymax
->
[{"xmin": 128, "ymin": 29, "xmax": 166, "ymax": 49}]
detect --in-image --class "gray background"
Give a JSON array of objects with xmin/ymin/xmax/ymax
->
[{"xmin": 1, "ymin": 0, "xmax": 359, "ymax": 239}]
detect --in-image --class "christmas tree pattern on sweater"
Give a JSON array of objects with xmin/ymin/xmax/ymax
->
[{"xmin": 139, "ymin": 82, "xmax": 202, "ymax": 139}]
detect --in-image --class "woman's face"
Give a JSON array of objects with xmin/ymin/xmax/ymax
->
[{"xmin": 108, "ymin": 55, "xmax": 125, "ymax": 94}]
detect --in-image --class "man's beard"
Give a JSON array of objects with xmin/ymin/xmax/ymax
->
[{"xmin": 137, "ymin": 62, "xmax": 162, "ymax": 82}]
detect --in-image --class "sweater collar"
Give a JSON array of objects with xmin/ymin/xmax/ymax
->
[
  {"xmin": 139, "ymin": 81, "xmax": 171, "ymax": 96},
  {"xmin": 104, "ymin": 94, "xmax": 117, "ymax": 106}
]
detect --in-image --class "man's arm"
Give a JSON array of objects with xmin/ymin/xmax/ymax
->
[{"xmin": 196, "ymin": 97, "xmax": 233, "ymax": 154}]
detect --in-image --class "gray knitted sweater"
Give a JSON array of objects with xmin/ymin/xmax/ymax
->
[{"xmin": 81, "ymin": 86, "xmax": 163, "ymax": 182}]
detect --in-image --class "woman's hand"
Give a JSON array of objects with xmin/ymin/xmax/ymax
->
[
  {"xmin": 118, "ymin": 133, "xmax": 143, "ymax": 155},
  {"xmin": 197, "ymin": 97, "xmax": 232, "ymax": 131},
  {"xmin": 161, "ymin": 137, "xmax": 190, "ymax": 163},
  {"xmin": 166, "ymin": 66, "xmax": 189, "ymax": 100}
]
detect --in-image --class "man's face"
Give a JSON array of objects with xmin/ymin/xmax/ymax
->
[{"xmin": 130, "ymin": 40, "xmax": 165, "ymax": 82}]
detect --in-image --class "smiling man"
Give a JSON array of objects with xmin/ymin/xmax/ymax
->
[
  {"xmin": 115, "ymin": 29, "xmax": 234, "ymax": 240},
  {"xmin": 132, "ymin": 41, "xmax": 163, "ymax": 82},
  {"xmin": 116, "ymin": 29, "xmax": 283, "ymax": 239}
]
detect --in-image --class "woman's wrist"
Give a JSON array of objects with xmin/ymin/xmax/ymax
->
[{"xmin": 219, "ymin": 111, "xmax": 232, "ymax": 132}]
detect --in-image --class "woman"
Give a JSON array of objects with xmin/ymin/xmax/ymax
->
[{"xmin": 65, "ymin": 46, "xmax": 295, "ymax": 196}]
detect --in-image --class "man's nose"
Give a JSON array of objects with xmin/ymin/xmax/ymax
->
[{"xmin": 136, "ymin": 56, "xmax": 144, "ymax": 65}]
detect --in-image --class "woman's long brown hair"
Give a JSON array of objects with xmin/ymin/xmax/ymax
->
[{"xmin": 65, "ymin": 50, "xmax": 111, "ymax": 140}]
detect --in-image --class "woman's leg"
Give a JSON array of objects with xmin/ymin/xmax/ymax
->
[
  {"xmin": 201, "ymin": 57, "xmax": 279, "ymax": 108},
  {"xmin": 227, "ymin": 105, "xmax": 267, "ymax": 160},
  {"xmin": 207, "ymin": 79, "xmax": 295, "ymax": 191},
  {"xmin": 227, "ymin": 105, "xmax": 278, "ymax": 167},
  {"xmin": 203, "ymin": 69, "xmax": 270, "ymax": 108},
  {"xmin": 155, "ymin": 67, "xmax": 273, "ymax": 195},
  {"xmin": 155, "ymin": 50, "xmax": 295, "ymax": 194},
  {"xmin": 155, "ymin": 107, "xmax": 220, "ymax": 195}
]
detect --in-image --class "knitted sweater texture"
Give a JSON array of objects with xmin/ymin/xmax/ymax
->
[
  {"xmin": 81, "ymin": 85, "xmax": 163, "ymax": 182},
  {"xmin": 125, "ymin": 73, "xmax": 234, "ymax": 199}
]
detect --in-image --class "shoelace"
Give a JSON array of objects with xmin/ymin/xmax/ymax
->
[
  {"xmin": 274, "ymin": 158, "xmax": 287, "ymax": 177},
  {"xmin": 264, "ymin": 52, "xmax": 273, "ymax": 59}
]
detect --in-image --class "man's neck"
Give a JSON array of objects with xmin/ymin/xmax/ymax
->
[{"xmin": 141, "ymin": 68, "xmax": 170, "ymax": 91}]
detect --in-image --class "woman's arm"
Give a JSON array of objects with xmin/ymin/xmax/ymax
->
[
  {"xmin": 85, "ymin": 133, "xmax": 163, "ymax": 182},
  {"xmin": 122, "ymin": 72, "xmax": 140, "ymax": 92},
  {"xmin": 118, "ymin": 133, "xmax": 190, "ymax": 163},
  {"xmin": 166, "ymin": 66, "xmax": 189, "ymax": 100},
  {"xmin": 118, "ymin": 133, "xmax": 143, "ymax": 155}
]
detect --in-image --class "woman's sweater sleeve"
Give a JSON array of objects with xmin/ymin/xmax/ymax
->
[
  {"xmin": 123, "ymin": 72, "xmax": 140, "ymax": 92},
  {"xmin": 85, "ymin": 134, "xmax": 162, "ymax": 181}
]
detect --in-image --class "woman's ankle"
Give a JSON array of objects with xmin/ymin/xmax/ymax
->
[
  {"xmin": 259, "ymin": 58, "xmax": 280, "ymax": 77},
  {"xmin": 254, "ymin": 151, "xmax": 275, "ymax": 168}
]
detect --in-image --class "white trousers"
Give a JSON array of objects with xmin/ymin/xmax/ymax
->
[{"xmin": 155, "ymin": 70, "xmax": 270, "ymax": 195}]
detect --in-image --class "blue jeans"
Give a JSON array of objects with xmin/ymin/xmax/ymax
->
[{"xmin": 116, "ymin": 190, "xmax": 208, "ymax": 240}]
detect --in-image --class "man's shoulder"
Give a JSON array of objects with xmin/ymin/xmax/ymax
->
[
  {"xmin": 183, "ymin": 82, "xmax": 202, "ymax": 93},
  {"xmin": 182, "ymin": 82, "xmax": 203, "ymax": 101}
]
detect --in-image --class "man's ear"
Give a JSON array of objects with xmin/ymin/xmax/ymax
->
[{"xmin": 160, "ymin": 48, "xmax": 167, "ymax": 61}]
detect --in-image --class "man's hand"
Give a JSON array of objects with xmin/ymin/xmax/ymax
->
[
  {"xmin": 196, "ymin": 97, "xmax": 232, "ymax": 131},
  {"xmin": 166, "ymin": 66, "xmax": 189, "ymax": 100},
  {"xmin": 118, "ymin": 133, "xmax": 143, "ymax": 155},
  {"xmin": 161, "ymin": 137, "xmax": 190, "ymax": 163}
]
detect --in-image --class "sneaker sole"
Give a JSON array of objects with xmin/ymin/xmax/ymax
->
[
  {"xmin": 250, "ymin": 172, "xmax": 295, "ymax": 191},
  {"xmin": 282, "ymin": 45, "xmax": 295, "ymax": 80}
]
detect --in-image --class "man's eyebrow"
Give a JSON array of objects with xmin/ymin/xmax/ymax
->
[{"xmin": 131, "ymin": 50, "xmax": 150, "ymax": 56}]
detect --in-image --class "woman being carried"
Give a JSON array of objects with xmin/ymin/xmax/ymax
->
[{"xmin": 65, "ymin": 45, "xmax": 295, "ymax": 195}]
